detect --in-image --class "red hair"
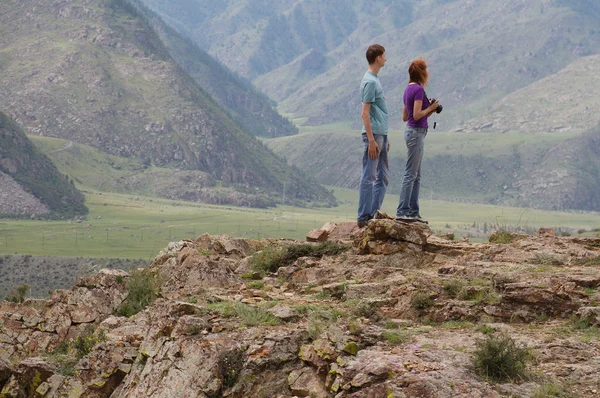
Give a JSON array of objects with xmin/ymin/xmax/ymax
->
[{"xmin": 408, "ymin": 58, "xmax": 428, "ymax": 86}]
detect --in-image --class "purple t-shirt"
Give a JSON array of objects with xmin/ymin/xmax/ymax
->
[{"xmin": 404, "ymin": 83, "xmax": 430, "ymax": 128}]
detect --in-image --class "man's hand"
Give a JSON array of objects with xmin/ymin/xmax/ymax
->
[{"xmin": 368, "ymin": 139, "xmax": 380, "ymax": 160}]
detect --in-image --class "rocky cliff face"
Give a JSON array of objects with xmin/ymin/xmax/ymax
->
[
  {"xmin": 0, "ymin": 0, "xmax": 334, "ymax": 207},
  {"xmin": 0, "ymin": 112, "xmax": 87, "ymax": 217},
  {"xmin": 2, "ymin": 220, "xmax": 600, "ymax": 397}
]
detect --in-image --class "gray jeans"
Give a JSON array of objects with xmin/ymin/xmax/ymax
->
[{"xmin": 396, "ymin": 126, "xmax": 427, "ymax": 217}]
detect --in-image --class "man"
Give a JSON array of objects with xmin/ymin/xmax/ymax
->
[{"xmin": 357, "ymin": 44, "xmax": 389, "ymax": 228}]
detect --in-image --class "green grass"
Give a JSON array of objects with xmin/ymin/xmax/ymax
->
[
  {"xmin": 1, "ymin": 185, "xmax": 600, "ymax": 259},
  {"xmin": 116, "ymin": 269, "xmax": 159, "ymax": 317}
]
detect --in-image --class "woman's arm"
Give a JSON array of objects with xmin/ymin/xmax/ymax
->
[
  {"xmin": 402, "ymin": 105, "xmax": 408, "ymax": 122},
  {"xmin": 413, "ymin": 100, "xmax": 439, "ymax": 121}
]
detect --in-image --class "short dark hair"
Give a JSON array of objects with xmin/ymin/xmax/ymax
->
[
  {"xmin": 408, "ymin": 58, "xmax": 428, "ymax": 86},
  {"xmin": 366, "ymin": 44, "xmax": 385, "ymax": 65}
]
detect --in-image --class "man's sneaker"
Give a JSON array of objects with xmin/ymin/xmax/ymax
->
[
  {"xmin": 357, "ymin": 219, "xmax": 370, "ymax": 228},
  {"xmin": 395, "ymin": 215, "xmax": 417, "ymax": 223},
  {"xmin": 413, "ymin": 216, "xmax": 429, "ymax": 224}
]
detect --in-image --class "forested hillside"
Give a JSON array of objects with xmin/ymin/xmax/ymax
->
[{"xmin": 0, "ymin": 112, "xmax": 87, "ymax": 217}]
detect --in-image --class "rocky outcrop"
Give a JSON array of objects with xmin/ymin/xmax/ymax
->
[
  {"xmin": 0, "ymin": 171, "xmax": 49, "ymax": 215},
  {"xmin": 1, "ymin": 220, "xmax": 600, "ymax": 397}
]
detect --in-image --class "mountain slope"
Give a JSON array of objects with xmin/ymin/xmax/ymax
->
[
  {"xmin": 128, "ymin": 0, "xmax": 298, "ymax": 138},
  {"xmin": 0, "ymin": 0, "xmax": 334, "ymax": 207},
  {"xmin": 510, "ymin": 122, "xmax": 600, "ymax": 211},
  {"xmin": 142, "ymin": 0, "xmax": 600, "ymax": 131},
  {"xmin": 455, "ymin": 54, "xmax": 600, "ymax": 134},
  {"xmin": 0, "ymin": 111, "xmax": 87, "ymax": 217}
]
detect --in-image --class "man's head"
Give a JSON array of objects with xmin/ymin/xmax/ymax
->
[{"xmin": 366, "ymin": 44, "xmax": 386, "ymax": 66}]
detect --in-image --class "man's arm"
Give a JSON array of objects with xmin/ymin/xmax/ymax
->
[{"xmin": 361, "ymin": 102, "xmax": 379, "ymax": 159}]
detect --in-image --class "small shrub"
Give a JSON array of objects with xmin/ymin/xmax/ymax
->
[
  {"xmin": 488, "ymin": 230, "xmax": 517, "ymax": 244},
  {"xmin": 475, "ymin": 325, "xmax": 496, "ymax": 335},
  {"xmin": 187, "ymin": 324, "xmax": 203, "ymax": 335},
  {"xmin": 72, "ymin": 326, "xmax": 107, "ymax": 359},
  {"xmin": 250, "ymin": 242, "xmax": 350, "ymax": 274},
  {"xmin": 116, "ymin": 270, "xmax": 159, "ymax": 317},
  {"xmin": 472, "ymin": 334, "xmax": 531, "ymax": 382},
  {"xmin": 383, "ymin": 320, "xmax": 399, "ymax": 329},
  {"xmin": 581, "ymin": 255, "xmax": 600, "ymax": 266},
  {"xmin": 247, "ymin": 281, "xmax": 264, "ymax": 289},
  {"xmin": 352, "ymin": 300, "xmax": 381, "ymax": 321},
  {"xmin": 306, "ymin": 309, "xmax": 338, "ymax": 340},
  {"xmin": 348, "ymin": 319, "xmax": 363, "ymax": 335},
  {"xmin": 382, "ymin": 330, "xmax": 410, "ymax": 344},
  {"xmin": 532, "ymin": 382, "xmax": 576, "ymax": 398},
  {"xmin": 411, "ymin": 292, "xmax": 433, "ymax": 310},
  {"xmin": 250, "ymin": 246, "xmax": 285, "ymax": 274},
  {"xmin": 197, "ymin": 248, "xmax": 211, "ymax": 256},
  {"xmin": 233, "ymin": 302, "xmax": 279, "ymax": 326},
  {"xmin": 442, "ymin": 279, "xmax": 465, "ymax": 298},
  {"xmin": 218, "ymin": 348, "xmax": 245, "ymax": 388},
  {"xmin": 4, "ymin": 284, "xmax": 30, "ymax": 303},
  {"xmin": 531, "ymin": 253, "xmax": 562, "ymax": 266},
  {"xmin": 207, "ymin": 301, "xmax": 279, "ymax": 326}
]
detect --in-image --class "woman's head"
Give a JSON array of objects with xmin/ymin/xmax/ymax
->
[{"xmin": 408, "ymin": 58, "xmax": 428, "ymax": 86}]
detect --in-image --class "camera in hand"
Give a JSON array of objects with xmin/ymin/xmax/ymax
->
[{"xmin": 429, "ymin": 98, "xmax": 443, "ymax": 114}]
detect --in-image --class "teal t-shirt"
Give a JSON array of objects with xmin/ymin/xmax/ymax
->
[{"xmin": 360, "ymin": 71, "xmax": 388, "ymax": 135}]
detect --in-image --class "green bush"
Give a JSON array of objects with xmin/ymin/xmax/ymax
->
[
  {"xmin": 306, "ymin": 309, "xmax": 338, "ymax": 340},
  {"xmin": 581, "ymin": 255, "xmax": 600, "ymax": 266},
  {"xmin": 472, "ymin": 334, "xmax": 531, "ymax": 382},
  {"xmin": 218, "ymin": 348, "xmax": 245, "ymax": 388},
  {"xmin": 411, "ymin": 292, "xmax": 434, "ymax": 310},
  {"xmin": 488, "ymin": 230, "xmax": 517, "ymax": 244},
  {"xmin": 250, "ymin": 242, "xmax": 349, "ymax": 274},
  {"xmin": 382, "ymin": 330, "xmax": 410, "ymax": 344},
  {"xmin": 207, "ymin": 301, "xmax": 279, "ymax": 327},
  {"xmin": 532, "ymin": 253, "xmax": 562, "ymax": 265},
  {"xmin": 442, "ymin": 279, "xmax": 465, "ymax": 298},
  {"xmin": 4, "ymin": 283, "xmax": 29, "ymax": 303},
  {"xmin": 532, "ymin": 382, "xmax": 576, "ymax": 398},
  {"xmin": 72, "ymin": 326, "xmax": 107, "ymax": 359},
  {"xmin": 116, "ymin": 270, "xmax": 159, "ymax": 317}
]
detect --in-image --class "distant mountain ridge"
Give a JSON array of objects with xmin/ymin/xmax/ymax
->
[
  {"xmin": 127, "ymin": 0, "xmax": 299, "ymax": 138},
  {"xmin": 0, "ymin": 0, "xmax": 334, "ymax": 207},
  {"xmin": 142, "ymin": 0, "xmax": 600, "ymax": 131},
  {"xmin": 0, "ymin": 112, "xmax": 87, "ymax": 217}
]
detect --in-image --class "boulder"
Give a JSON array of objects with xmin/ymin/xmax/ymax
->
[
  {"xmin": 356, "ymin": 219, "xmax": 431, "ymax": 254},
  {"xmin": 306, "ymin": 229, "xmax": 328, "ymax": 242}
]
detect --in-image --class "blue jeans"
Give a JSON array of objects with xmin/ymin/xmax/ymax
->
[
  {"xmin": 396, "ymin": 127, "xmax": 427, "ymax": 217},
  {"xmin": 358, "ymin": 134, "xmax": 388, "ymax": 221}
]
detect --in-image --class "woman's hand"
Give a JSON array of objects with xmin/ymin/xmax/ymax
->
[{"xmin": 429, "ymin": 100, "xmax": 439, "ymax": 112}]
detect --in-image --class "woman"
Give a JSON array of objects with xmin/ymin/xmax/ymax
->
[{"xmin": 395, "ymin": 58, "xmax": 439, "ymax": 223}]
